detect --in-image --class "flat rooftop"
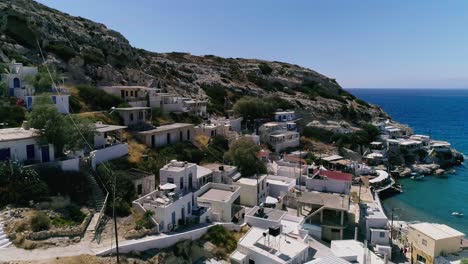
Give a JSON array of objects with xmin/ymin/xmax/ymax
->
[
  {"xmin": 237, "ymin": 227, "xmax": 309, "ymax": 263},
  {"xmin": 246, "ymin": 206, "xmax": 287, "ymax": 221},
  {"xmin": 296, "ymin": 191, "xmax": 349, "ymax": 211},
  {"xmin": 161, "ymin": 160, "xmax": 196, "ymax": 172},
  {"xmin": 196, "ymin": 165, "xmax": 212, "ymax": 179},
  {"xmin": 138, "ymin": 123, "xmax": 193, "ymax": 135},
  {"xmin": 236, "ymin": 175, "xmax": 267, "ymax": 186},
  {"xmin": 114, "ymin": 106, "xmax": 151, "ymax": 111},
  {"xmin": 198, "ymin": 188, "xmax": 236, "ymax": 202},
  {"xmin": 322, "ymin": 155, "xmax": 343, "ymax": 162},
  {"xmin": 361, "ymin": 202, "xmax": 387, "ymax": 220},
  {"xmin": 95, "ymin": 123, "xmax": 127, "ymax": 133},
  {"xmin": 410, "ymin": 223, "xmax": 465, "ymax": 240},
  {"xmin": 0, "ymin": 127, "xmax": 38, "ymax": 142},
  {"xmin": 202, "ymin": 163, "xmax": 237, "ymax": 173}
]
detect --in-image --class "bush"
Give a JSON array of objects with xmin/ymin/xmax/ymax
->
[
  {"xmin": 76, "ymin": 84, "xmax": 123, "ymax": 110},
  {"xmin": 258, "ymin": 63, "xmax": 273, "ymax": 75},
  {"xmin": 0, "ymin": 102, "xmax": 26, "ymax": 127},
  {"xmin": 202, "ymin": 226, "xmax": 237, "ymax": 253},
  {"xmin": 30, "ymin": 212, "xmax": 50, "ymax": 232},
  {"xmin": 46, "ymin": 44, "xmax": 76, "ymax": 61},
  {"xmin": 37, "ymin": 168, "xmax": 90, "ymax": 205}
]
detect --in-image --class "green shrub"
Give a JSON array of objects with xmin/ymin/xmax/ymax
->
[
  {"xmin": 30, "ymin": 212, "xmax": 50, "ymax": 232},
  {"xmin": 46, "ymin": 44, "xmax": 76, "ymax": 61},
  {"xmin": 202, "ymin": 225, "xmax": 237, "ymax": 253},
  {"xmin": 258, "ymin": 63, "xmax": 273, "ymax": 75},
  {"xmin": 76, "ymin": 84, "xmax": 123, "ymax": 110}
]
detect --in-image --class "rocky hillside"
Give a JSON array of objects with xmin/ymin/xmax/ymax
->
[{"xmin": 0, "ymin": 0, "xmax": 389, "ymax": 124}]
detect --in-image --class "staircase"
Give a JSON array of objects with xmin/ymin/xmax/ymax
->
[
  {"xmin": 0, "ymin": 212, "xmax": 12, "ymax": 249},
  {"xmin": 85, "ymin": 171, "xmax": 109, "ymax": 242}
]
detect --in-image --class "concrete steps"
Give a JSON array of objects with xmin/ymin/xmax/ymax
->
[{"xmin": 0, "ymin": 217, "xmax": 11, "ymax": 249}]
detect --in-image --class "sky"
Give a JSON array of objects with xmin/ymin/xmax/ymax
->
[{"xmin": 36, "ymin": 0, "xmax": 468, "ymax": 88}]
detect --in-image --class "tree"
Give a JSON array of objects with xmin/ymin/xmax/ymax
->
[
  {"xmin": 25, "ymin": 66, "xmax": 60, "ymax": 93},
  {"xmin": 224, "ymin": 137, "xmax": 266, "ymax": 177},
  {"xmin": 28, "ymin": 96, "xmax": 95, "ymax": 156},
  {"xmin": 0, "ymin": 161, "xmax": 48, "ymax": 206},
  {"xmin": 232, "ymin": 96, "xmax": 276, "ymax": 122}
]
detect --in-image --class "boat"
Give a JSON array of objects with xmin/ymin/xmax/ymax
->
[
  {"xmin": 410, "ymin": 173, "xmax": 424, "ymax": 180},
  {"xmin": 452, "ymin": 212, "xmax": 464, "ymax": 217}
]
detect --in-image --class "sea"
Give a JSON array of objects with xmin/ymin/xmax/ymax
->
[{"xmin": 348, "ymin": 88, "xmax": 468, "ymax": 234}]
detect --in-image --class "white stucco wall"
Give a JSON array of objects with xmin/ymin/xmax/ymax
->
[
  {"xmin": 306, "ymin": 178, "xmax": 351, "ymax": 194},
  {"xmin": 0, "ymin": 138, "xmax": 54, "ymax": 163},
  {"xmin": 91, "ymin": 143, "xmax": 128, "ymax": 170}
]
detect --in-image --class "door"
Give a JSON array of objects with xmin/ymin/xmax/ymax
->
[
  {"xmin": 167, "ymin": 133, "xmax": 171, "ymax": 145},
  {"xmin": 151, "ymin": 135, "xmax": 155, "ymax": 148},
  {"xmin": 0, "ymin": 148, "xmax": 10, "ymax": 161},
  {"xmin": 181, "ymin": 208, "xmax": 185, "ymax": 223},
  {"xmin": 26, "ymin": 144, "xmax": 35, "ymax": 160},
  {"xmin": 13, "ymin": 78, "xmax": 20, "ymax": 88},
  {"xmin": 188, "ymin": 173, "xmax": 193, "ymax": 190},
  {"xmin": 41, "ymin": 146, "xmax": 50, "ymax": 163},
  {"xmin": 121, "ymin": 90, "xmax": 125, "ymax": 99},
  {"xmin": 171, "ymin": 211, "xmax": 176, "ymax": 226},
  {"xmin": 27, "ymin": 97, "xmax": 33, "ymax": 110}
]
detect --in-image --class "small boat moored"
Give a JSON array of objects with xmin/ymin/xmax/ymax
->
[
  {"xmin": 410, "ymin": 173, "xmax": 424, "ymax": 180},
  {"xmin": 452, "ymin": 212, "xmax": 464, "ymax": 217}
]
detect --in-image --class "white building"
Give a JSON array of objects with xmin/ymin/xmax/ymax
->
[
  {"xmin": 182, "ymin": 98, "xmax": 208, "ymax": 117},
  {"xmin": 304, "ymin": 169, "xmax": 352, "ymax": 194},
  {"xmin": 273, "ymin": 110, "xmax": 296, "ymax": 122},
  {"xmin": 0, "ymin": 125, "xmax": 54, "ymax": 163},
  {"xmin": 132, "ymin": 186, "xmax": 195, "ymax": 233},
  {"xmin": 202, "ymin": 163, "xmax": 241, "ymax": 185},
  {"xmin": 114, "ymin": 107, "xmax": 151, "ymax": 126},
  {"xmin": 230, "ymin": 226, "xmax": 310, "ymax": 264},
  {"xmin": 127, "ymin": 169, "xmax": 156, "ymax": 197},
  {"xmin": 234, "ymin": 175, "xmax": 269, "ymax": 207},
  {"xmin": 1, "ymin": 62, "xmax": 37, "ymax": 99},
  {"xmin": 137, "ymin": 123, "xmax": 194, "ymax": 148},
  {"xmin": 359, "ymin": 202, "xmax": 390, "ymax": 247},
  {"xmin": 194, "ymin": 123, "xmax": 226, "ymax": 139},
  {"xmin": 159, "ymin": 160, "xmax": 199, "ymax": 193},
  {"xmin": 210, "ymin": 117, "xmax": 243, "ymax": 132},
  {"xmin": 194, "ymin": 182, "xmax": 242, "ymax": 222},
  {"xmin": 245, "ymin": 206, "xmax": 287, "ymax": 229},
  {"xmin": 266, "ymin": 175, "xmax": 296, "ymax": 198},
  {"xmin": 93, "ymin": 123, "xmax": 127, "ymax": 149},
  {"xmin": 98, "ymin": 86, "xmax": 163, "ymax": 107}
]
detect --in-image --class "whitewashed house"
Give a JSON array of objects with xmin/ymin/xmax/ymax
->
[
  {"xmin": 1, "ymin": 62, "xmax": 37, "ymax": 99},
  {"xmin": 259, "ymin": 122, "xmax": 300, "ymax": 153},
  {"xmin": 230, "ymin": 226, "xmax": 310, "ymax": 264},
  {"xmin": 137, "ymin": 123, "xmax": 194, "ymax": 148},
  {"xmin": 304, "ymin": 169, "xmax": 352, "ymax": 194},
  {"xmin": 90, "ymin": 123, "xmax": 129, "ymax": 169},
  {"xmin": 273, "ymin": 110, "xmax": 296, "ymax": 122},
  {"xmin": 182, "ymin": 98, "xmax": 208, "ymax": 117},
  {"xmin": 233, "ymin": 175, "xmax": 269, "ymax": 207},
  {"xmin": 202, "ymin": 163, "xmax": 241, "ymax": 185},
  {"xmin": 359, "ymin": 201, "xmax": 390, "ymax": 247},
  {"xmin": 194, "ymin": 182, "xmax": 243, "ymax": 222},
  {"xmin": 127, "ymin": 169, "xmax": 156, "ymax": 197},
  {"xmin": 98, "ymin": 86, "xmax": 163, "ymax": 107},
  {"xmin": 0, "ymin": 124, "xmax": 54, "ymax": 163},
  {"xmin": 114, "ymin": 106, "xmax": 151, "ymax": 126},
  {"xmin": 25, "ymin": 92, "xmax": 70, "ymax": 114},
  {"xmin": 210, "ymin": 117, "xmax": 243, "ymax": 132}
]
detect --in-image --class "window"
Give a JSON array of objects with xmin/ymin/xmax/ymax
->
[
  {"xmin": 249, "ymin": 259, "xmax": 255, "ymax": 264},
  {"xmin": 130, "ymin": 113, "xmax": 134, "ymax": 121},
  {"xmin": 167, "ymin": 177, "xmax": 174, "ymax": 184},
  {"xmin": 379, "ymin": 232, "xmax": 385, "ymax": 238},
  {"xmin": 180, "ymin": 177, "xmax": 184, "ymax": 189},
  {"xmin": 416, "ymin": 255, "xmax": 426, "ymax": 263},
  {"xmin": 422, "ymin": 239, "xmax": 427, "ymax": 246},
  {"xmin": 138, "ymin": 111, "xmax": 143, "ymax": 120},
  {"xmin": 130, "ymin": 91, "xmax": 134, "ymax": 97},
  {"xmin": 137, "ymin": 184, "xmax": 143, "ymax": 195},
  {"xmin": 187, "ymin": 202, "xmax": 191, "ymax": 214},
  {"xmin": 187, "ymin": 130, "xmax": 190, "ymax": 140},
  {"xmin": 125, "ymin": 91, "xmax": 129, "ymax": 97}
]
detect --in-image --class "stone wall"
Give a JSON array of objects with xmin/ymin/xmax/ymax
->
[{"xmin": 27, "ymin": 213, "xmax": 93, "ymax": 241}]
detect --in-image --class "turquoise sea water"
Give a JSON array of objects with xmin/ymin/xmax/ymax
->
[{"xmin": 348, "ymin": 88, "xmax": 468, "ymax": 234}]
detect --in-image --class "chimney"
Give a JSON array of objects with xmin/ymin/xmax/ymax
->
[{"xmin": 21, "ymin": 121, "xmax": 30, "ymax": 130}]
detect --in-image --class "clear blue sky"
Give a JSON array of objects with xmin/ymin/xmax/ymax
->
[{"xmin": 36, "ymin": 0, "xmax": 468, "ymax": 88}]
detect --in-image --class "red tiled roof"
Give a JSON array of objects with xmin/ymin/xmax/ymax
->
[{"xmin": 313, "ymin": 169, "xmax": 352, "ymax": 181}]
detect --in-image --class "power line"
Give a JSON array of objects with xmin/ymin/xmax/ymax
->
[{"xmin": 35, "ymin": 39, "xmax": 120, "ymax": 262}]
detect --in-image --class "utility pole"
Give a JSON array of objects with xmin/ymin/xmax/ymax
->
[{"xmin": 112, "ymin": 171, "xmax": 120, "ymax": 263}]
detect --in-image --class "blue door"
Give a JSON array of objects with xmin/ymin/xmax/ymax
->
[
  {"xmin": 13, "ymin": 78, "xmax": 20, "ymax": 88},
  {"xmin": 27, "ymin": 97, "xmax": 33, "ymax": 110},
  {"xmin": 52, "ymin": 96, "xmax": 56, "ymax": 104},
  {"xmin": 41, "ymin": 146, "xmax": 50, "ymax": 163},
  {"xmin": 0, "ymin": 148, "xmax": 11, "ymax": 161}
]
